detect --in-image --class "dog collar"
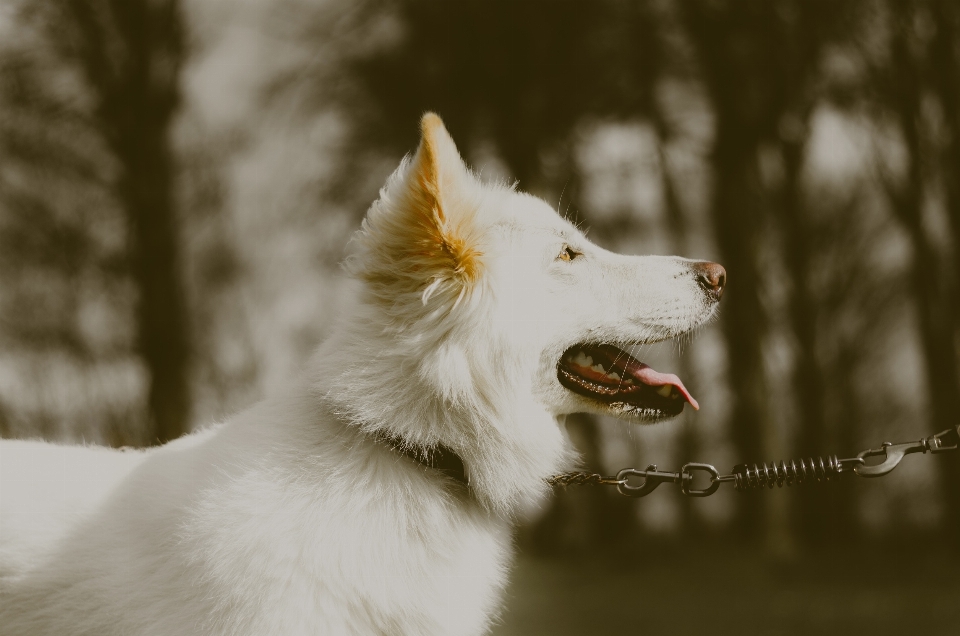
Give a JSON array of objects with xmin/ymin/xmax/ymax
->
[{"xmin": 375, "ymin": 432, "xmax": 470, "ymax": 490}]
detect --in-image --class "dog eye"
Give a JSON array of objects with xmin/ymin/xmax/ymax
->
[{"xmin": 557, "ymin": 245, "xmax": 582, "ymax": 262}]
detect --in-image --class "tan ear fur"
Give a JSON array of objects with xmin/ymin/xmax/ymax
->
[
  {"xmin": 353, "ymin": 113, "xmax": 483, "ymax": 313},
  {"xmin": 409, "ymin": 113, "xmax": 482, "ymax": 285}
]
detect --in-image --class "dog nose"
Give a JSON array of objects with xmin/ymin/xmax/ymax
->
[{"xmin": 693, "ymin": 261, "xmax": 726, "ymax": 301}]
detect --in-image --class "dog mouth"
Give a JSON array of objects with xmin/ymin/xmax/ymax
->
[{"xmin": 557, "ymin": 343, "xmax": 698, "ymax": 417}]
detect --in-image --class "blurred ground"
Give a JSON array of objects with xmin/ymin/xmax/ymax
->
[{"xmin": 494, "ymin": 546, "xmax": 960, "ymax": 636}]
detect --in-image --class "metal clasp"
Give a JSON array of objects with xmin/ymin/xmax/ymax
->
[
  {"xmin": 616, "ymin": 465, "xmax": 682, "ymax": 498},
  {"xmin": 855, "ymin": 425, "xmax": 960, "ymax": 477},
  {"xmin": 615, "ymin": 463, "xmax": 722, "ymax": 497},
  {"xmin": 855, "ymin": 441, "xmax": 925, "ymax": 477},
  {"xmin": 679, "ymin": 463, "xmax": 722, "ymax": 497}
]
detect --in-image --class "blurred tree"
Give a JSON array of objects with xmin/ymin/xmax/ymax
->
[
  {"xmin": 771, "ymin": 2, "xmax": 863, "ymax": 548},
  {"xmin": 680, "ymin": 0, "xmax": 863, "ymax": 549},
  {"xmin": 814, "ymin": 196, "xmax": 903, "ymax": 542},
  {"xmin": 45, "ymin": 0, "xmax": 191, "ymax": 444},
  {"xmin": 0, "ymin": 28, "xmax": 109, "ymax": 357},
  {"xmin": 680, "ymin": 0, "xmax": 794, "ymax": 546},
  {"xmin": 928, "ymin": 0, "xmax": 960, "ymax": 544},
  {"xmin": 876, "ymin": 0, "xmax": 960, "ymax": 544},
  {"xmin": 330, "ymin": 0, "xmax": 657, "ymax": 194},
  {"xmin": 0, "ymin": 15, "xmax": 134, "ymax": 441},
  {"xmin": 931, "ymin": 1, "xmax": 960, "ymax": 313},
  {"xmin": 1, "ymin": 1, "xmax": 190, "ymax": 443}
]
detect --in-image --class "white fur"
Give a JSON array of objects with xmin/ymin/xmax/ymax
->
[{"xmin": 0, "ymin": 115, "xmax": 719, "ymax": 635}]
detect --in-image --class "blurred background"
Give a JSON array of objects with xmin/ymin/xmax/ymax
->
[{"xmin": 1, "ymin": 0, "xmax": 959, "ymax": 633}]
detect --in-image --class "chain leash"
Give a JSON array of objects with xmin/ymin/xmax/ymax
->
[{"xmin": 548, "ymin": 425, "xmax": 960, "ymax": 498}]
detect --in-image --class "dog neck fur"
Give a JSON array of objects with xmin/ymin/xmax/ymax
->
[{"xmin": 314, "ymin": 114, "xmax": 573, "ymax": 517}]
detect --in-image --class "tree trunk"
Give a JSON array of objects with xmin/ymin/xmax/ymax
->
[
  {"xmin": 929, "ymin": 0, "xmax": 960, "ymax": 544},
  {"xmin": 66, "ymin": 0, "xmax": 190, "ymax": 444},
  {"xmin": 829, "ymin": 341, "xmax": 861, "ymax": 541},
  {"xmin": 0, "ymin": 400, "xmax": 9, "ymax": 438},
  {"xmin": 118, "ymin": 118, "xmax": 190, "ymax": 444},
  {"xmin": 711, "ymin": 132, "xmax": 770, "ymax": 539},
  {"xmin": 778, "ymin": 134, "xmax": 830, "ymax": 545},
  {"xmin": 680, "ymin": 1, "xmax": 774, "ymax": 541},
  {"xmin": 931, "ymin": 0, "xmax": 960, "ymax": 316},
  {"xmin": 887, "ymin": 5, "xmax": 960, "ymax": 544}
]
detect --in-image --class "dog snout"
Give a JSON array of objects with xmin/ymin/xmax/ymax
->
[{"xmin": 692, "ymin": 261, "xmax": 726, "ymax": 301}]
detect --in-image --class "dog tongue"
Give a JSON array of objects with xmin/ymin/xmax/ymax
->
[
  {"xmin": 629, "ymin": 362, "xmax": 700, "ymax": 411},
  {"xmin": 572, "ymin": 344, "xmax": 700, "ymax": 411}
]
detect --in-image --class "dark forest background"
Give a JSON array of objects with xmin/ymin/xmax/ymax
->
[{"xmin": 1, "ymin": 0, "xmax": 959, "ymax": 633}]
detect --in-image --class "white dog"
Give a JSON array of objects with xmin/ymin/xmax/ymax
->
[{"xmin": 0, "ymin": 114, "xmax": 724, "ymax": 635}]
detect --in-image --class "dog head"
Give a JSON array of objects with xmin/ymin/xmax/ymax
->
[{"xmin": 336, "ymin": 113, "xmax": 723, "ymax": 512}]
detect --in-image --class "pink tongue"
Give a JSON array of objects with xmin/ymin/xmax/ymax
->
[{"xmin": 632, "ymin": 364, "xmax": 700, "ymax": 411}]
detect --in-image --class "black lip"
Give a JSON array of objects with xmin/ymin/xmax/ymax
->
[{"xmin": 556, "ymin": 345, "xmax": 686, "ymax": 417}]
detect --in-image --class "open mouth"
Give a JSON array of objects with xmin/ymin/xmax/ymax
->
[{"xmin": 557, "ymin": 343, "xmax": 698, "ymax": 417}]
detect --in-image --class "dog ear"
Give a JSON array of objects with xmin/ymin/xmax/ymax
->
[
  {"xmin": 414, "ymin": 113, "xmax": 468, "ymax": 204},
  {"xmin": 352, "ymin": 113, "xmax": 483, "ymax": 314}
]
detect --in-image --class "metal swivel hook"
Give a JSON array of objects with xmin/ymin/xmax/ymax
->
[
  {"xmin": 616, "ymin": 463, "xmax": 723, "ymax": 498},
  {"xmin": 616, "ymin": 465, "xmax": 682, "ymax": 497},
  {"xmin": 855, "ymin": 425, "xmax": 960, "ymax": 478}
]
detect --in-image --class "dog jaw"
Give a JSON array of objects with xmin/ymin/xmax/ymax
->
[{"xmin": 485, "ymin": 216, "xmax": 721, "ymax": 424}]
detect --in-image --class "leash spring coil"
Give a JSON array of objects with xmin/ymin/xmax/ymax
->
[{"xmin": 731, "ymin": 455, "xmax": 841, "ymax": 491}]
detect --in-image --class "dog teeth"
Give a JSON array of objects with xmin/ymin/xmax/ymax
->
[
  {"xmin": 572, "ymin": 351, "xmax": 594, "ymax": 368},
  {"xmin": 656, "ymin": 385, "xmax": 673, "ymax": 398},
  {"xmin": 570, "ymin": 350, "xmax": 621, "ymax": 382},
  {"xmin": 623, "ymin": 378, "xmax": 634, "ymax": 385}
]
